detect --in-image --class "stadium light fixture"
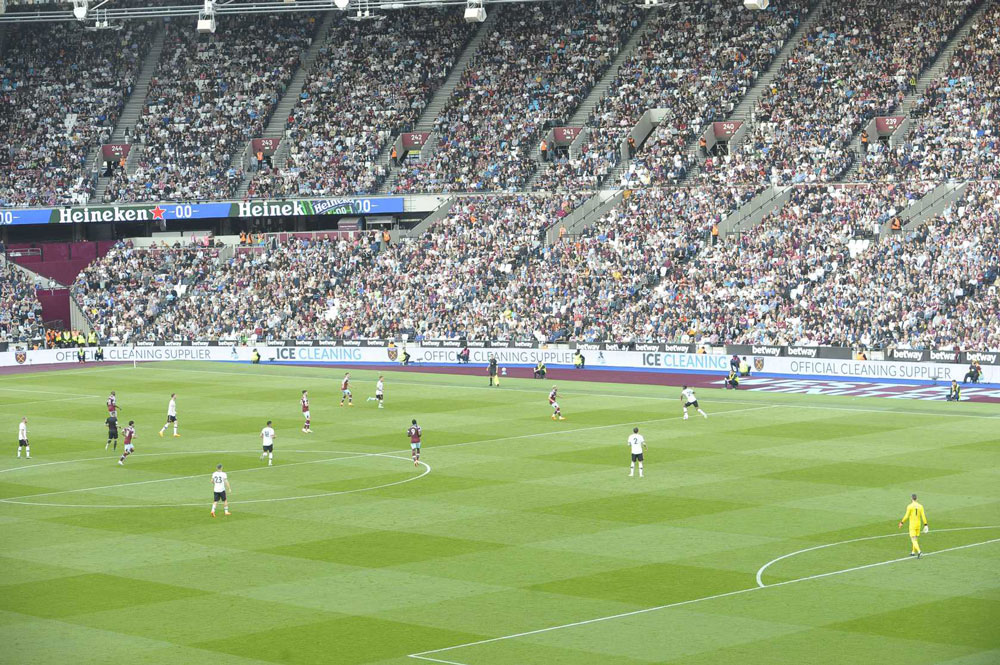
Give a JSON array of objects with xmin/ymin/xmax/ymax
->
[
  {"xmin": 71, "ymin": 0, "xmax": 88, "ymax": 21},
  {"xmin": 464, "ymin": 0, "xmax": 485, "ymax": 22},
  {"xmin": 744, "ymin": 0, "xmax": 770, "ymax": 9},
  {"xmin": 334, "ymin": 0, "xmax": 350, "ymax": 9},
  {"xmin": 197, "ymin": 0, "xmax": 216, "ymax": 33}
]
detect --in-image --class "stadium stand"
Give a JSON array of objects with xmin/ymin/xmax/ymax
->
[
  {"xmin": 246, "ymin": 10, "xmax": 475, "ymax": 199},
  {"xmin": 533, "ymin": 0, "xmax": 807, "ymax": 191},
  {"xmin": 858, "ymin": 2, "xmax": 1000, "ymax": 183},
  {"xmin": 698, "ymin": 0, "xmax": 976, "ymax": 188},
  {"xmin": 71, "ymin": 194, "xmax": 586, "ymax": 341},
  {"xmin": 0, "ymin": 259, "xmax": 46, "ymax": 344},
  {"xmin": 833, "ymin": 182, "xmax": 1000, "ymax": 351},
  {"xmin": 101, "ymin": 14, "xmax": 317, "ymax": 203},
  {"xmin": 0, "ymin": 21, "xmax": 156, "ymax": 207},
  {"xmin": 665, "ymin": 183, "xmax": 937, "ymax": 346},
  {"xmin": 392, "ymin": 0, "xmax": 642, "ymax": 193}
]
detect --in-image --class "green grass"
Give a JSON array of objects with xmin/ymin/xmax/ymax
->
[{"xmin": 0, "ymin": 361, "xmax": 998, "ymax": 665}]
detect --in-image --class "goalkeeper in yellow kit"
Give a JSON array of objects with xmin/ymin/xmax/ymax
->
[{"xmin": 898, "ymin": 493, "xmax": 929, "ymax": 558}]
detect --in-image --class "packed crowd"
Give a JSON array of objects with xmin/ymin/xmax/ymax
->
[
  {"xmin": 0, "ymin": 259, "xmax": 46, "ymax": 343},
  {"xmin": 820, "ymin": 182, "xmax": 1000, "ymax": 350},
  {"xmin": 656, "ymin": 183, "xmax": 937, "ymax": 346},
  {"xmin": 246, "ymin": 10, "xmax": 474, "ymax": 199},
  {"xmin": 70, "ymin": 177, "xmax": 999, "ymax": 350},
  {"xmin": 857, "ymin": 3, "xmax": 1000, "ymax": 183},
  {"xmin": 0, "ymin": 21, "xmax": 155, "ymax": 207},
  {"xmin": 102, "ymin": 14, "xmax": 317, "ymax": 203},
  {"xmin": 699, "ymin": 0, "xmax": 974, "ymax": 188},
  {"xmin": 483, "ymin": 186, "xmax": 756, "ymax": 341},
  {"xmin": 533, "ymin": 0, "xmax": 805, "ymax": 191},
  {"xmin": 338, "ymin": 193, "xmax": 586, "ymax": 338},
  {"xmin": 73, "ymin": 242, "xmax": 223, "ymax": 343},
  {"xmin": 393, "ymin": 0, "xmax": 642, "ymax": 193},
  {"xmin": 71, "ymin": 195, "xmax": 585, "ymax": 341}
]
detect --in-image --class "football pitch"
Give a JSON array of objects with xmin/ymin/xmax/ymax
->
[{"xmin": 1, "ymin": 361, "xmax": 998, "ymax": 665}]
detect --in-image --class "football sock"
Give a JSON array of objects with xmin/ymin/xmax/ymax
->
[
  {"xmin": 629, "ymin": 461, "xmax": 634, "ymax": 475},
  {"xmin": 268, "ymin": 452, "xmax": 273, "ymax": 463},
  {"xmin": 698, "ymin": 409, "xmax": 707, "ymax": 417},
  {"xmin": 638, "ymin": 462, "xmax": 643, "ymax": 476},
  {"xmin": 25, "ymin": 446, "xmax": 29, "ymax": 458},
  {"xmin": 911, "ymin": 537, "xmax": 921, "ymax": 554},
  {"xmin": 16, "ymin": 448, "xmax": 20, "ymax": 458}
]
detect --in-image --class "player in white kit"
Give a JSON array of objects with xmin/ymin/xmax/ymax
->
[
  {"xmin": 260, "ymin": 420, "xmax": 276, "ymax": 465},
  {"xmin": 211, "ymin": 464, "xmax": 231, "ymax": 517},
  {"xmin": 628, "ymin": 427, "xmax": 645, "ymax": 477},
  {"xmin": 17, "ymin": 417, "xmax": 29, "ymax": 459},
  {"xmin": 681, "ymin": 386, "xmax": 708, "ymax": 420},
  {"xmin": 159, "ymin": 393, "xmax": 180, "ymax": 437},
  {"xmin": 367, "ymin": 375, "xmax": 385, "ymax": 408}
]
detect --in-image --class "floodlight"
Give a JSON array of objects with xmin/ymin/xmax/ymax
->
[
  {"xmin": 72, "ymin": 0, "xmax": 89, "ymax": 21},
  {"xmin": 464, "ymin": 0, "xmax": 485, "ymax": 22}
]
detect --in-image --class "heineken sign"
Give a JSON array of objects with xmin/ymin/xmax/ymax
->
[{"xmin": 0, "ymin": 197, "xmax": 405, "ymax": 226}]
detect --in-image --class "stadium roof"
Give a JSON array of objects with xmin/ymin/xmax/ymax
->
[{"xmin": 0, "ymin": 0, "xmax": 537, "ymax": 23}]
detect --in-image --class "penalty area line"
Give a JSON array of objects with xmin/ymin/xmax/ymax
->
[{"xmin": 408, "ymin": 530, "xmax": 1000, "ymax": 663}]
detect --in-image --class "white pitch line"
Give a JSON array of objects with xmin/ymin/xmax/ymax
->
[
  {"xmin": 755, "ymin": 525, "xmax": 1000, "ymax": 587},
  {"xmin": 132, "ymin": 364, "xmax": 1000, "ymax": 420},
  {"xmin": 410, "ymin": 656, "xmax": 471, "ymax": 665},
  {"xmin": 408, "ymin": 527, "xmax": 1000, "ymax": 663},
  {"xmin": 0, "ymin": 387, "xmax": 100, "ymax": 397},
  {"xmin": 0, "ymin": 451, "xmax": 376, "ymax": 501},
  {"xmin": 0, "ymin": 450, "xmax": 430, "ymax": 508},
  {"xmin": 3, "ymin": 395, "xmax": 96, "ymax": 408}
]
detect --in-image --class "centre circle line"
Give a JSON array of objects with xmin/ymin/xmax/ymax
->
[
  {"xmin": 755, "ymin": 525, "xmax": 1000, "ymax": 587},
  {"xmin": 0, "ymin": 449, "xmax": 430, "ymax": 509}
]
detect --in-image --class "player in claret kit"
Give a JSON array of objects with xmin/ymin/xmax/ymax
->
[
  {"xmin": 158, "ymin": 393, "xmax": 180, "ymax": 438},
  {"xmin": 106, "ymin": 391, "xmax": 118, "ymax": 418},
  {"xmin": 118, "ymin": 420, "xmax": 136, "ymax": 465},
  {"xmin": 301, "ymin": 390, "xmax": 312, "ymax": 433},
  {"xmin": 549, "ymin": 386, "xmax": 565, "ymax": 420},
  {"xmin": 340, "ymin": 373, "xmax": 353, "ymax": 407},
  {"xmin": 408, "ymin": 419, "xmax": 422, "ymax": 466},
  {"xmin": 367, "ymin": 375, "xmax": 385, "ymax": 408},
  {"xmin": 105, "ymin": 413, "xmax": 118, "ymax": 450}
]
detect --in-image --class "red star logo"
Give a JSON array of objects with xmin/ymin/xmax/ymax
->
[{"xmin": 151, "ymin": 205, "xmax": 166, "ymax": 220}]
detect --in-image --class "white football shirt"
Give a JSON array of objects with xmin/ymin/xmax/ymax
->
[
  {"xmin": 18, "ymin": 422, "xmax": 27, "ymax": 440},
  {"xmin": 167, "ymin": 398, "xmax": 177, "ymax": 417},
  {"xmin": 628, "ymin": 433, "xmax": 645, "ymax": 454},
  {"xmin": 375, "ymin": 379, "xmax": 384, "ymax": 395},
  {"xmin": 261, "ymin": 427, "xmax": 275, "ymax": 446},
  {"xmin": 212, "ymin": 471, "xmax": 228, "ymax": 492},
  {"xmin": 681, "ymin": 388, "xmax": 696, "ymax": 403}
]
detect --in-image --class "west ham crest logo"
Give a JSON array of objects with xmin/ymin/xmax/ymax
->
[
  {"xmin": 387, "ymin": 348, "xmax": 398, "ymax": 361},
  {"xmin": 753, "ymin": 356, "xmax": 765, "ymax": 372},
  {"xmin": 15, "ymin": 351, "xmax": 27, "ymax": 364}
]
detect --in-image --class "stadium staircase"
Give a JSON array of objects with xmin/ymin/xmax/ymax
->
[
  {"xmin": 841, "ymin": 0, "xmax": 986, "ymax": 180},
  {"xmin": 91, "ymin": 22, "xmax": 166, "ymax": 202},
  {"xmin": 233, "ymin": 10, "xmax": 338, "ymax": 199},
  {"xmin": 523, "ymin": 10, "xmax": 655, "ymax": 192},
  {"xmin": 3, "ymin": 256, "xmax": 64, "ymax": 289},
  {"xmin": 377, "ymin": 9, "xmax": 500, "ymax": 194},
  {"xmin": 679, "ymin": 0, "xmax": 828, "ymax": 184}
]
